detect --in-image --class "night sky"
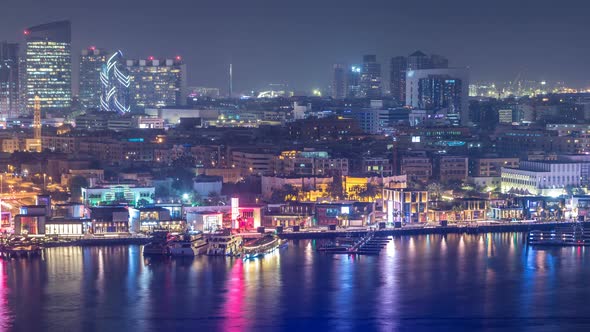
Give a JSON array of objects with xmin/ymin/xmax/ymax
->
[{"xmin": 1, "ymin": 0, "xmax": 588, "ymax": 94}]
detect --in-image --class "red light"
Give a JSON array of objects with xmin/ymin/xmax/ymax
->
[
  {"xmin": 176, "ymin": 56, "xmax": 181, "ymax": 61},
  {"xmin": 148, "ymin": 56, "xmax": 154, "ymax": 61},
  {"xmin": 23, "ymin": 30, "xmax": 29, "ymax": 35},
  {"xmin": 90, "ymin": 46, "xmax": 96, "ymax": 51}
]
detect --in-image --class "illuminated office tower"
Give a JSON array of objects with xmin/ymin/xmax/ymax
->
[
  {"xmin": 79, "ymin": 46, "xmax": 107, "ymax": 110},
  {"xmin": 360, "ymin": 55, "xmax": 382, "ymax": 98},
  {"xmin": 126, "ymin": 56, "xmax": 186, "ymax": 110},
  {"xmin": 347, "ymin": 65, "xmax": 361, "ymax": 97},
  {"xmin": 406, "ymin": 68, "xmax": 469, "ymax": 126},
  {"xmin": 0, "ymin": 42, "xmax": 19, "ymax": 119},
  {"xmin": 24, "ymin": 20, "xmax": 71, "ymax": 112},
  {"xmin": 100, "ymin": 50, "xmax": 130, "ymax": 113}
]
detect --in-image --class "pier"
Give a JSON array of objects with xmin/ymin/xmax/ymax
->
[{"xmin": 318, "ymin": 231, "xmax": 391, "ymax": 255}]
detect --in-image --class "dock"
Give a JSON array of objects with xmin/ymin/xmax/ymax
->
[
  {"xmin": 318, "ymin": 232, "xmax": 390, "ymax": 255},
  {"xmin": 0, "ymin": 245, "xmax": 43, "ymax": 259}
]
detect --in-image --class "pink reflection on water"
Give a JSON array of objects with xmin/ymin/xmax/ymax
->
[
  {"xmin": 221, "ymin": 259, "xmax": 248, "ymax": 332},
  {"xmin": 0, "ymin": 260, "xmax": 11, "ymax": 331}
]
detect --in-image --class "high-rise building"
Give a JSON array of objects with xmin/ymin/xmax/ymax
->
[
  {"xmin": 390, "ymin": 56, "xmax": 407, "ymax": 103},
  {"xmin": 126, "ymin": 56, "xmax": 187, "ymax": 110},
  {"xmin": 24, "ymin": 20, "xmax": 72, "ymax": 112},
  {"xmin": 360, "ymin": 55, "xmax": 381, "ymax": 98},
  {"xmin": 390, "ymin": 50, "xmax": 449, "ymax": 104},
  {"xmin": 79, "ymin": 46, "xmax": 107, "ymax": 110},
  {"xmin": 332, "ymin": 64, "xmax": 346, "ymax": 99},
  {"xmin": 406, "ymin": 68, "xmax": 469, "ymax": 126},
  {"xmin": 347, "ymin": 65, "xmax": 361, "ymax": 98},
  {"xmin": 100, "ymin": 50, "xmax": 130, "ymax": 113},
  {"xmin": 0, "ymin": 42, "xmax": 19, "ymax": 119},
  {"xmin": 17, "ymin": 56, "xmax": 27, "ymax": 114}
]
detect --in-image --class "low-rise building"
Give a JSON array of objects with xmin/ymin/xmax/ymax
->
[{"xmin": 82, "ymin": 183, "xmax": 155, "ymax": 206}]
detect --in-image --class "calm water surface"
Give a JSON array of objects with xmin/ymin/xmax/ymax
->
[{"xmin": 1, "ymin": 233, "xmax": 590, "ymax": 331}]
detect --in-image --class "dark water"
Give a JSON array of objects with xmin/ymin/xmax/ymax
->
[{"xmin": 1, "ymin": 233, "xmax": 590, "ymax": 331}]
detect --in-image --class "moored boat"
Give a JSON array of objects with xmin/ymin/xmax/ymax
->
[
  {"xmin": 143, "ymin": 230, "xmax": 169, "ymax": 256},
  {"xmin": 528, "ymin": 223, "xmax": 590, "ymax": 246},
  {"xmin": 168, "ymin": 233, "xmax": 196, "ymax": 256},
  {"xmin": 206, "ymin": 230, "xmax": 243, "ymax": 256},
  {"xmin": 243, "ymin": 233, "xmax": 286, "ymax": 260}
]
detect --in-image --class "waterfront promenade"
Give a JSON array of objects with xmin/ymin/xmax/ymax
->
[{"xmin": 278, "ymin": 221, "xmax": 585, "ymax": 239}]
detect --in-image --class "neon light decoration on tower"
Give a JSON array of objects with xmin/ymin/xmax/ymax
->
[{"xmin": 99, "ymin": 50, "xmax": 131, "ymax": 113}]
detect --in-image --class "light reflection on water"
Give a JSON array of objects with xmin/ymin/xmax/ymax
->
[{"xmin": 1, "ymin": 234, "xmax": 590, "ymax": 331}]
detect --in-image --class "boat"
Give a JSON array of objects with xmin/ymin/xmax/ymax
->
[
  {"xmin": 168, "ymin": 233, "xmax": 197, "ymax": 256},
  {"xmin": 206, "ymin": 230, "xmax": 243, "ymax": 256},
  {"xmin": 143, "ymin": 231, "xmax": 169, "ymax": 256},
  {"xmin": 190, "ymin": 232, "xmax": 209, "ymax": 255},
  {"xmin": 242, "ymin": 233, "xmax": 286, "ymax": 260},
  {"xmin": 528, "ymin": 223, "xmax": 590, "ymax": 246}
]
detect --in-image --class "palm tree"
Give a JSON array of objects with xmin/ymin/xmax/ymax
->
[{"xmin": 427, "ymin": 182, "xmax": 443, "ymax": 201}]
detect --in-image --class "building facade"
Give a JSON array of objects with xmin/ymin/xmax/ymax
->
[
  {"xmin": 0, "ymin": 42, "xmax": 19, "ymax": 119},
  {"xmin": 25, "ymin": 20, "xmax": 72, "ymax": 112},
  {"xmin": 406, "ymin": 67, "xmax": 469, "ymax": 125},
  {"xmin": 332, "ymin": 64, "xmax": 346, "ymax": 99},
  {"xmin": 79, "ymin": 46, "xmax": 107, "ymax": 110},
  {"xmin": 360, "ymin": 55, "xmax": 381, "ymax": 99},
  {"xmin": 100, "ymin": 50, "xmax": 130, "ymax": 113},
  {"xmin": 126, "ymin": 57, "xmax": 187, "ymax": 110}
]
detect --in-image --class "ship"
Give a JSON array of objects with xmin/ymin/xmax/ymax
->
[
  {"xmin": 242, "ymin": 233, "xmax": 286, "ymax": 260},
  {"xmin": 528, "ymin": 223, "xmax": 590, "ymax": 246},
  {"xmin": 206, "ymin": 230, "xmax": 243, "ymax": 256},
  {"xmin": 167, "ymin": 232, "xmax": 209, "ymax": 256},
  {"xmin": 143, "ymin": 230, "xmax": 170, "ymax": 255}
]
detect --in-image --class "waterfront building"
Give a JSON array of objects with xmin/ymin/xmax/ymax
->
[
  {"xmin": 90, "ymin": 206, "xmax": 130, "ymax": 234},
  {"xmin": 428, "ymin": 198, "xmax": 487, "ymax": 223},
  {"xmin": 0, "ymin": 42, "xmax": 19, "ymax": 119},
  {"xmin": 360, "ymin": 55, "xmax": 381, "ymax": 98},
  {"xmin": 383, "ymin": 187, "xmax": 428, "ymax": 223},
  {"xmin": 25, "ymin": 20, "xmax": 72, "ymax": 112},
  {"xmin": 126, "ymin": 56, "xmax": 187, "ymax": 110},
  {"xmin": 79, "ymin": 46, "xmax": 107, "ymax": 110},
  {"xmin": 261, "ymin": 174, "xmax": 333, "ymax": 200},
  {"xmin": 100, "ymin": 50, "xmax": 130, "ymax": 113}
]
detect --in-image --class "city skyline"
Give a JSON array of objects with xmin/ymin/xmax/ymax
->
[{"xmin": 0, "ymin": 0, "xmax": 588, "ymax": 95}]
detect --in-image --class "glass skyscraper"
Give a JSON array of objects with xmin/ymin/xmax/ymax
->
[
  {"xmin": 25, "ymin": 20, "xmax": 71, "ymax": 112},
  {"xmin": 360, "ymin": 55, "xmax": 382, "ymax": 99},
  {"xmin": 79, "ymin": 46, "xmax": 107, "ymax": 110},
  {"xmin": 126, "ymin": 57, "xmax": 186, "ymax": 110},
  {"xmin": 0, "ymin": 42, "xmax": 19, "ymax": 119}
]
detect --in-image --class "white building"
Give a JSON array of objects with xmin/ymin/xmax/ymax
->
[{"xmin": 501, "ymin": 161, "xmax": 582, "ymax": 196}]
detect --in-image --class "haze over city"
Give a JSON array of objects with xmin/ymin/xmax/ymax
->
[
  {"xmin": 1, "ymin": 0, "xmax": 589, "ymax": 93},
  {"xmin": 2, "ymin": 1, "xmax": 590, "ymax": 331}
]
